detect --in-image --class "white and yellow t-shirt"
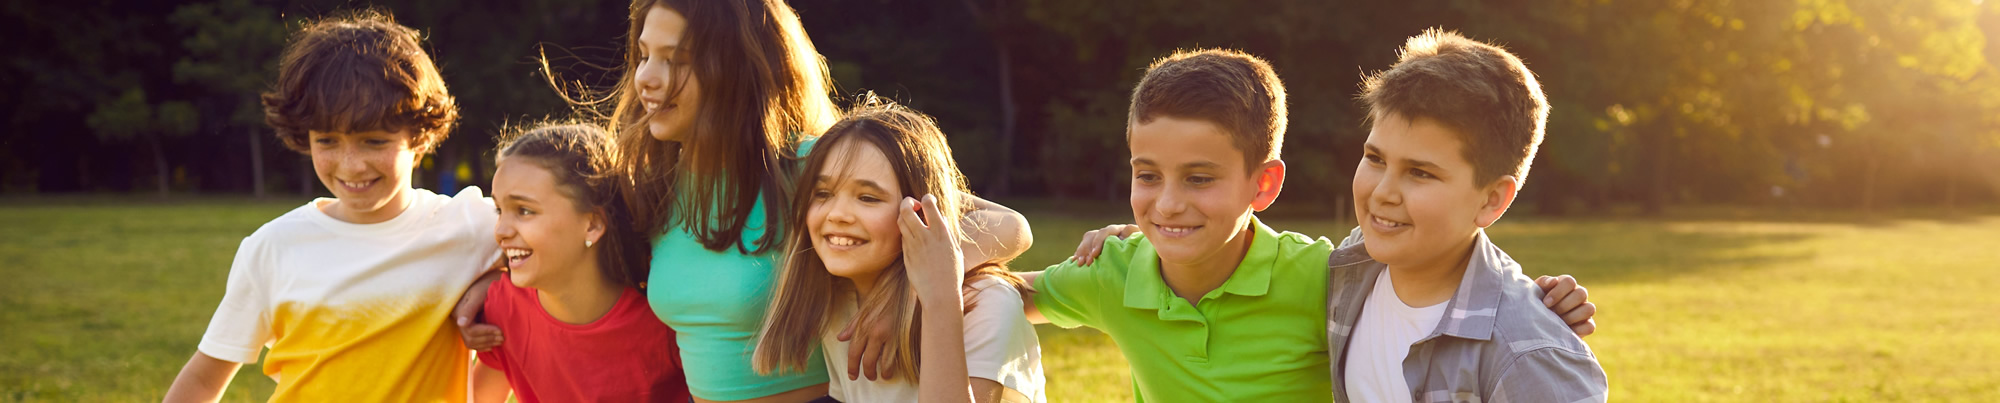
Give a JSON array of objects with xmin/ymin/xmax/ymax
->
[{"xmin": 198, "ymin": 187, "xmax": 500, "ymax": 402}]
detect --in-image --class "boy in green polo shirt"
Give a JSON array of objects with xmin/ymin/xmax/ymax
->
[{"xmin": 1018, "ymin": 48, "xmax": 1335, "ymax": 401}]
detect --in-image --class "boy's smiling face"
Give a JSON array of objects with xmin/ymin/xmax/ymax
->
[
  {"xmin": 1128, "ymin": 116, "xmax": 1280, "ymax": 269},
  {"xmin": 1353, "ymin": 112, "xmax": 1514, "ymax": 269},
  {"xmin": 309, "ymin": 129, "xmax": 420, "ymax": 224}
]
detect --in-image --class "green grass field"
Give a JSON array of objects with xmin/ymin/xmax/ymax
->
[{"xmin": 4, "ymin": 198, "xmax": 1998, "ymax": 401}]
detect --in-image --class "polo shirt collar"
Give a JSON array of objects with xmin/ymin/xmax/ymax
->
[
  {"xmin": 1429, "ymin": 229, "xmax": 1508, "ymax": 342},
  {"xmin": 1123, "ymin": 216, "xmax": 1280, "ymax": 311}
]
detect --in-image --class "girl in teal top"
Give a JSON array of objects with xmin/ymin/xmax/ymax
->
[
  {"xmin": 613, "ymin": 1, "xmax": 841, "ymax": 400},
  {"xmin": 455, "ymin": 1, "xmax": 1032, "ymax": 402}
]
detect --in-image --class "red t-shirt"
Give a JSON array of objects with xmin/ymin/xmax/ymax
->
[{"xmin": 478, "ymin": 275, "xmax": 690, "ymax": 403}]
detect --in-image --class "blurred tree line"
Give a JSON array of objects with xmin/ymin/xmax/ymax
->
[{"xmin": 4, "ymin": 0, "xmax": 1997, "ymax": 214}]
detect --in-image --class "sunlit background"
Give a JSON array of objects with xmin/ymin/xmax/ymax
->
[{"xmin": 3, "ymin": 0, "xmax": 1998, "ymax": 401}]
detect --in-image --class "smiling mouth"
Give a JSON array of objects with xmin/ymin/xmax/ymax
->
[
  {"xmin": 504, "ymin": 248, "xmax": 533, "ymax": 268},
  {"xmin": 824, "ymin": 235, "xmax": 868, "ymax": 249},
  {"xmin": 1370, "ymin": 214, "xmax": 1410, "ymax": 230},
  {"xmin": 337, "ymin": 178, "xmax": 379, "ymax": 192},
  {"xmin": 1152, "ymin": 224, "xmax": 1201, "ymax": 238},
  {"xmin": 643, "ymin": 99, "xmax": 674, "ymax": 114}
]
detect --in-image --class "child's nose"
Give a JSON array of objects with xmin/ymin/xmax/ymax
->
[
  {"xmin": 636, "ymin": 62, "xmax": 665, "ymax": 92},
  {"xmin": 826, "ymin": 201, "xmax": 857, "ymax": 224},
  {"xmin": 1155, "ymin": 187, "xmax": 1189, "ymax": 216},
  {"xmin": 1368, "ymin": 176, "xmax": 1402, "ymax": 207}
]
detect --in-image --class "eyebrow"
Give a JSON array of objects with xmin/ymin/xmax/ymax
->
[
  {"xmin": 1363, "ymin": 143, "xmax": 1443, "ymax": 170},
  {"xmin": 637, "ymin": 34, "xmax": 678, "ymax": 55},
  {"xmin": 817, "ymin": 175, "xmax": 890, "ymax": 193},
  {"xmin": 1129, "ymin": 158, "xmax": 1221, "ymax": 171},
  {"xmin": 503, "ymin": 194, "xmax": 538, "ymax": 204}
]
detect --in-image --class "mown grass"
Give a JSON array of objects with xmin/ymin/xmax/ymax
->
[{"xmin": 3, "ymin": 197, "xmax": 1997, "ymax": 401}]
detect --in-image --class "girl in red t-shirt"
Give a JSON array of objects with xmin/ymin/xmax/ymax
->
[{"xmin": 469, "ymin": 123, "xmax": 691, "ymax": 403}]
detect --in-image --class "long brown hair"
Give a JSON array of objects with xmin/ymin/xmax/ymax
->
[
  {"xmin": 593, "ymin": 0, "xmax": 840, "ymax": 254},
  {"xmin": 752, "ymin": 101, "xmax": 1022, "ymax": 381},
  {"xmin": 496, "ymin": 123, "xmax": 651, "ymax": 289}
]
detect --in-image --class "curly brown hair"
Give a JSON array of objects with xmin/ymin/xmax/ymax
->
[{"xmin": 261, "ymin": 9, "xmax": 459, "ymax": 154}]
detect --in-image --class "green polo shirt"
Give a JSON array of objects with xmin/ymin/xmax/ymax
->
[{"xmin": 1032, "ymin": 216, "xmax": 1336, "ymax": 401}]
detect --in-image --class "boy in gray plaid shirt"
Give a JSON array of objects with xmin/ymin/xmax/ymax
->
[{"xmin": 1327, "ymin": 28, "xmax": 1609, "ymax": 402}]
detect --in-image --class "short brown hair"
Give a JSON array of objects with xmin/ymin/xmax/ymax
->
[
  {"xmin": 1128, "ymin": 49, "xmax": 1288, "ymax": 171},
  {"xmin": 262, "ymin": 10, "xmax": 458, "ymax": 154},
  {"xmin": 1361, "ymin": 28, "xmax": 1548, "ymax": 186}
]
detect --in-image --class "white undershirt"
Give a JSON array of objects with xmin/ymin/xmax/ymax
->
[{"xmin": 1345, "ymin": 269, "xmax": 1450, "ymax": 403}]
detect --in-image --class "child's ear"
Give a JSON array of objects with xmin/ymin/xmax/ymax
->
[
  {"xmin": 586, "ymin": 208, "xmax": 608, "ymax": 247},
  {"xmin": 1475, "ymin": 175, "xmax": 1520, "ymax": 228},
  {"xmin": 1249, "ymin": 159, "xmax": 1287, "ymax": 212}
]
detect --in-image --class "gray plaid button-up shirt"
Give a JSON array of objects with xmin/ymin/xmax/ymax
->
[{"xmin": 1328, "ymin": 229, "xmax": 1609, "ymax": 403}]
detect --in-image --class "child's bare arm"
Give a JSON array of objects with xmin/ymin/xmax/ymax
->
[
  {"xmin": 960, "ymin": 193, "xmax": 1032, "ymax": 268},
  {"xmin": 1017, "ymin": 271, "xmax": 1046, "ymax": 324},
  {"xmin": 163, "ymin": 352, "xmax": 240, "ymax": 403},
  {"xmin": 455, "ymin": 260, "xmax": 505, "ymax": 351},
  {"xmin": 469, "ymin": 362, "xmax": 511, "ymax": 403},
  {"xmin": 903, "ymin": 195, "xmax": 977, "ymax": 403}
]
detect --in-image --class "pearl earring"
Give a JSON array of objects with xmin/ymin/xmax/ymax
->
[{"xmin": 585, "ymin": 240, "xmax": 594, "ymax": 248}]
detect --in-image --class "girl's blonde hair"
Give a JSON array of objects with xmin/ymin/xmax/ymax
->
[{"xmin": 752, "ymin": 100, "xmax": 1022, "ymax": 381}]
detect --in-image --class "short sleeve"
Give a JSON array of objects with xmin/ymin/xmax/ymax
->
[
  {"xmin": 1492, "ymin": 348, "xmax": 1610, "ymax": 403},
  {"xmin": 196, "ymin": 235, "xmax": 276, "ymax": 364},
  {"xmin": 453, "ymin": 187, "xmax": 503, "ymax": 273},
  {"xmin": 962, "ymin": 280, "xmax": 1034, "ymax": 383},
  {"xmin": 1030, "ymin": 237, "xmax": 1129, "ymax": 329}
]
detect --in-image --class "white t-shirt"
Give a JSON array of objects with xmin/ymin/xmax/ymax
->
[
  {"xmin": 197, "ymin": 187, "xmax": 500, "ymax": 401},
  {"xmin": 1345, "ymin": 269, "xmax": 1450, "ymax": 403},
  {"xmin": 821, "ymin": 276, "xmax": 1047, "ymax": 403}
]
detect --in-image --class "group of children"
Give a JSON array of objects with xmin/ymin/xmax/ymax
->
[{"xmin": 163, "ymin": 1, "xmax": 1607, "ymax": 402}]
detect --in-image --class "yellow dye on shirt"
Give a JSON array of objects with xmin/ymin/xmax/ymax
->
[{"xmin": 265, "ymin": 291, "xmax": 468, "ymax": 402}]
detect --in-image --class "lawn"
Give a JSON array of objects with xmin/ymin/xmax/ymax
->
[{"xmin": 3, "ymin": 198, "xmax": 1998, "ymax": 401}]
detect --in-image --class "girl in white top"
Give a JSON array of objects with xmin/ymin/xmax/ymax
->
[{"xmin": 753, "ymin": 102, "xmax": 1045, "ymax": 403}]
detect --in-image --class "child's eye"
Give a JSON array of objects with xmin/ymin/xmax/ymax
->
[
  {"xmin": 517, "ymin": 207, "xmax": 534, "ymax": 216},
  {"xmin": 1186, "ymin": 175, "xmax": 1215, "ymax": 186},
  {"xmin": 858, "ymin": 194, "xmax": 882, "ymax": 203},
  {"xmin": 811, "ymin": 189, "xmax": 832, "ymax": 200},
  {"xmin": 1364, "ymin": 154, "xmax": 1384, "ymax": 165},
  {"xmin": 365, "ymin": 139, "xmax": 391, "ymax": 146},
  {"xmin": 1410, "ymin": 169, "xmax": 1436, "ymax": 179},
  {"xmin": 313, "ymin": 138, "xmax": 335, "ymax": 145},
  {"xmin": 1135, "ymin": 172, "xmax": 1161, "ymax": 184}
]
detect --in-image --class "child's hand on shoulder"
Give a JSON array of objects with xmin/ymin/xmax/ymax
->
[
  {"xmin": 1068, "ymin": 224, "xmax": 1140, "ymax": 266},
  {"xmin": 899, "ymin": 194, "xmax": 964, "ymax": 306}
]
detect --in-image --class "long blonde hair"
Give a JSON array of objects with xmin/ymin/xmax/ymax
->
[{"xmin": 751, "ymin": 101, "xmax": 1022, "ymax": 381}]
